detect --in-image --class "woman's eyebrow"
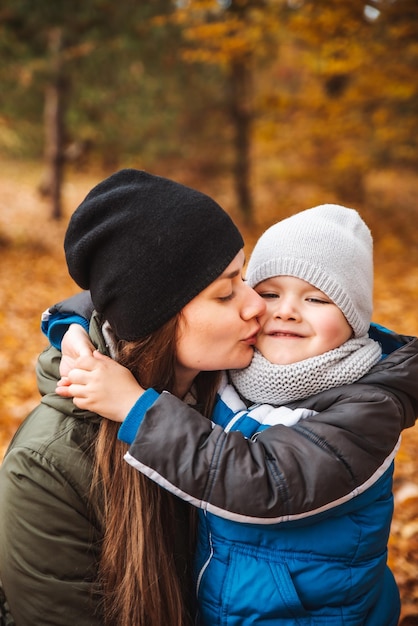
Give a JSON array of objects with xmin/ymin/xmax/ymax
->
[{"xmin": 222, "ymin": 268, "xmax": 241, "ymax": 279}]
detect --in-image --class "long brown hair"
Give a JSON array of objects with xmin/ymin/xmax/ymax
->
[{"xmin": 92, "ymin": 313, "xmax": 221, "ymax": 626}]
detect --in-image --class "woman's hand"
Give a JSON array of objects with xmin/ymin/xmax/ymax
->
[
  {"xmin": 56, "ymin": 350, "xmax": 144, "ymax": 422},
  {"xmin": 60, "ymin": 324, "xmax": 95, "ymax": 377}
]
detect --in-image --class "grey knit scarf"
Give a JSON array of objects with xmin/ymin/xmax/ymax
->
[{"xmin": 230, "ymin": 337, "xmax": 382, "ymax": 405}]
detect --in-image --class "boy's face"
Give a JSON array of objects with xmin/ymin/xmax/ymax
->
[{"xmin": 254, "ymin": 276, "xmax": 353, "ymax": 365}]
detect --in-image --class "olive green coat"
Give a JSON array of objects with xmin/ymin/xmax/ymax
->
[{"xmin": 0, "ymin": 321, "xmax": 105, "ymax": 626}]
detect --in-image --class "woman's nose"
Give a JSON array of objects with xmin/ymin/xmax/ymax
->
[{"xmin": 242, "ymin": 285, "xmax": 266, "ymax": 320}]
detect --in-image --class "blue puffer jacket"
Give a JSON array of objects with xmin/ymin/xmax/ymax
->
[
  {"xmin": 195, "ymin": 477, "xmax": 398, "ymax": 624},
  {"xmin": 194, "ymin": 418, "xmax": 398, "ymax": 626},
  {"xmin": 191, "ymin": 329, "xmax": 402, "ymax": 625}
]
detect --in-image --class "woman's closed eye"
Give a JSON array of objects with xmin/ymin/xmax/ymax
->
[{"xmin": 218, "ymin": 292, "xmax": 235, "ymax": 302}]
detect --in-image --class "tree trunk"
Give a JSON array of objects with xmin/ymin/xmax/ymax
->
[
  {"xmin": 42, "ymin": 28, "xmax": 66, "ymax": 221},
  {"xmin": 228, "ymin": 56, "xmax": 253, "ymax": 223}
]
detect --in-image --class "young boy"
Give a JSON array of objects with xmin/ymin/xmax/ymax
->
[
  {"xmin": 184, "ymin": 205, "xmax": 396, "ymax": 626},
  {"xmin": 48, "ymin": 205, "xmax": 416, "ymax": 625}
]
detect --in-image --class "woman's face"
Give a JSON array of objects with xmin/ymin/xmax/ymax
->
[{"xmin": 175, "ymin": 250, "xmax": 266, "ymax": 392}]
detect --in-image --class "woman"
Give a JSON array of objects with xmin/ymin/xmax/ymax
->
[{"xmin": 0, "ymin": 169, "xmax": 264, "ymax": 626}]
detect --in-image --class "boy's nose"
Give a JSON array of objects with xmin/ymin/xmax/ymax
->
[{"xmin": 274, "ymin": 299, "xmax": 300, "ymax": 321}]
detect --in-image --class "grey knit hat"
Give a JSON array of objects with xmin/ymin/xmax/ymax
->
[
  {"xmin": 65, "ymin": 169, "xmax": 244, "ymax": 340},
  {"xmin": 245, "ymin": 204, "xmax": 373, "ymax": 338}
]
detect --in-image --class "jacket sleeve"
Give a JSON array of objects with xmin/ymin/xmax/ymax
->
[
  {"xmin": 0, "ymin": 430, "xmax": 103, "ymax": 626},
  {"xmin": 49, "ymin": 291, "xmax": 94, "ymax": 319},
  {"xmin": 118, "ymin": 384, "xmax": 314, "ymax": 445},
  {"xmin": 124, "ymin": 382, "xmax": 412, "ymax": 523},
  {"xmin": 41, "ymin": 292, "xmax": 94, "ymax": 349}
]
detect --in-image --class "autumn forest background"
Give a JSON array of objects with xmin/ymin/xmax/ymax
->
[{"xmin": 0, "ymin": 1, "xmax": 418, "ymax": 623}]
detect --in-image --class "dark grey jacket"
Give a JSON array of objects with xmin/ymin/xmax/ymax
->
[{"xmin": 124, "ymin": 326, "xmax": 418, "ymax": 519}]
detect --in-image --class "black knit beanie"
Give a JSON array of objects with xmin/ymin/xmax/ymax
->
[{"xmin": 64, "ymin": 169, "xmax": 244, "ymax": 340}]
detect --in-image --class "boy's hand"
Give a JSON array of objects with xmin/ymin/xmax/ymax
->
[
  {"xmin": 60, "ymin": 324, "xmax": 95, "ymax": 377},
  {"xmin": 56, "ymin": 350, "xmax": 143, "ymax": 422}
]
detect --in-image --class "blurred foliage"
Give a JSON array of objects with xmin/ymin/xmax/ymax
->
[
  {"xmin": 0, "ymin": 0, "xmax": 417, "ymax": 217},
  {"xmin": 0, "ymin": 0, "xmax": 186, "ymax": 162},
  {"xmin": 0, "ymin": 1, "xmax": 417, "ymax": 621}
]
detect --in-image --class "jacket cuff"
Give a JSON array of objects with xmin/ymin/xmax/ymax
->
[
  {"xmin": 41, "ymin": 313, "xmax": 90, "ymax": 350},
  {"xmin": 118, "ymin": 388, "xmax": 160, "ymax": 444}
]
